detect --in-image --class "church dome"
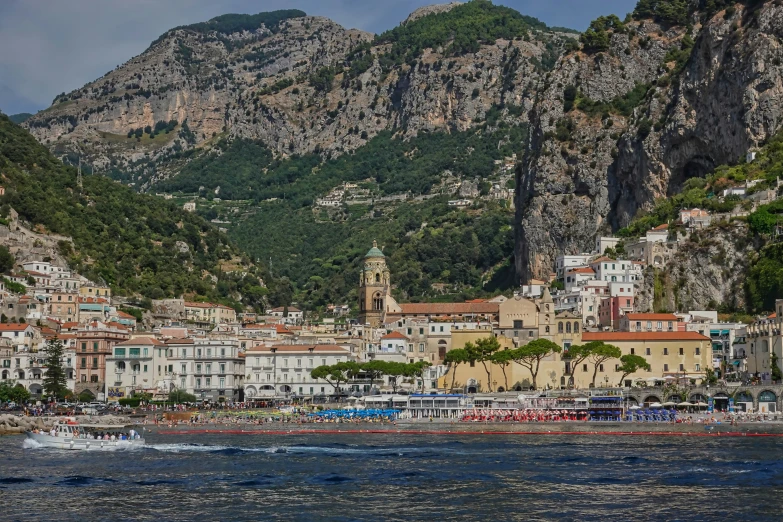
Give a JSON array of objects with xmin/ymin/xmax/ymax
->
[{"xmin": 364, "ymin": 240, "xmax": 385, "ymax": 258}]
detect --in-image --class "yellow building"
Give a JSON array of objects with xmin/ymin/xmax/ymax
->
[
  {"xmin": 185, "ymin": 302, "xmax": 237, "ymax": 325},
  {"xmin": 80, "ymin": 285, "xmax": 112, "ymax": 300},
  {"xmin": 440, "ymin": 330, "xmax": 711, "ymax": 392}
]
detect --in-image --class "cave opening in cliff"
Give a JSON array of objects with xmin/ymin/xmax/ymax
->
[{"xmin": 669, "ymin": 155, "xmax": 715, "ymax": 195}]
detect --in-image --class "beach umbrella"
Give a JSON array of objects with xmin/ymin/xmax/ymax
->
[
  {"xmin": 696, "ymin": 402, "xmax": 708, "ymax": 408},
  {"xmin": 650, "ymin": 402, "xmax": 663, "ymax": 408},
  {"xmin": 662, "ymin": 401, "xmax": 677, "ymax": 407},
  {"xmin": 677, "ymin": 401, "xmax": 693, "ymax": 407},
  {"xmin": 629, "ymin": 405, "xmax": 641, "ymax": 410}
]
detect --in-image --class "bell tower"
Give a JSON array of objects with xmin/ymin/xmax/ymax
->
[{"xmin": 359, "ymin": 241, "xmax": 390, "ymax": 327}]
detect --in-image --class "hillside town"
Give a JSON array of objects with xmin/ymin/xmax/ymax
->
[{"xmin": 1, "ymin": 237, "xmax": 781, "ymax": 413}]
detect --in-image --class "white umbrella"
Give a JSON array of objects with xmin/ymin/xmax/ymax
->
[
  {"xmin": 696, "ymin": 402, "xmax": 708, "ymax": 407},
  {"xmin": 650, "ymin": 402, "xmax": 663, "ymax": 408},
  {"xmin": 629, "ymin": 405, "xmax": 641, "ymax": 410},
  {"xmin": 677, "ymin": 401, "xmax": 693, "ymax": 407},
  {"xmin": 663, "ymin": 376, "xmax": 676, "ymax": 381},
  {"xmin": 662, "ymin": 401, "xmax": 677, "ymax": 407}
]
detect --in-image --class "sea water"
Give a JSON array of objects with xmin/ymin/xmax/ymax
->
[{"xmin": 2, "ymin": 432, "xmax": 782, "ymax": 521}]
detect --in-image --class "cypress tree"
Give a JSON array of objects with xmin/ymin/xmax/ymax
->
[{"xmin": 43, "ymin": 336, "xmax": 69, "ymax": 399}]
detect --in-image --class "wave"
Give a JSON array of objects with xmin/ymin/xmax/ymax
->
[
  {"xmin": 147, "ymin": 443, "xmax": 442, "ymax": 457},
  {"xmin": 0, "ymin": 477, "xmax": 34, "ymax": 484},
  {"xmin": 22, "ymin": 438, "xmax": 43, "ymax": 450}
]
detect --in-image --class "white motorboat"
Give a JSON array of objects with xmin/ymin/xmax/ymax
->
[{"xmin": 25, "ymin": 421, "xmax": 145, "ymax": 450}]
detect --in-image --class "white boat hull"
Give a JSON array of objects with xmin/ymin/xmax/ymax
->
[{"xmin": 26, "ymin": 432, "xmax": 145, "ymax": 450}]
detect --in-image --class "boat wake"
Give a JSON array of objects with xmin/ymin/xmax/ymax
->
[
  {"xmin": 22, "ymin": 438, "xmax": 43, "ymax": 450},
  {"xmin": 146, "ymin": 443, "xmax": 442, "ymax": 457}
]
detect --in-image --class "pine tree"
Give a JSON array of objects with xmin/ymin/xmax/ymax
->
[{"xmin": 43, "ymin": 337, "xmax": 69, "ymax": 399}]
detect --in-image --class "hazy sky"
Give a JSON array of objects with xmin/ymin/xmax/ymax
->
[{"xmin": 0, "ymin": 0, "xmax": 635, "ymax": 115}]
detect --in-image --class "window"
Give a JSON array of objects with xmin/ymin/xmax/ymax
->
[
  {"xmin": 143, "ymin": 365, "xmax": 147, "ymax": 373},
  {"xmin": 599, "ymin": 364, "xmax": 604, "ymax": 372},
  {"xmin": 679, "ymin": 364, "xmax": 684, "ymax": 371},
  {"xmin": 646, "ymin": 348, "xmax": 651, "ymax": 356},
  {"xmin": 695, "ymin": 364, "xmax": 701, "ymax": 371},
  {"xmin": 695, "ymin": 347, "xmax": 700, "ymax": 355},
  {"xmin": 182, "ymin": 349, "xmax": 187, "ymax": 358},
  {"xmin": 321, "ymin": 359, "xmax": 327, "ymax": 366},
  {"xmin": 566, "ymin": 322, "xmax": 571, "ymax": 334},
  {"xmin": 196, "ymin": 378, "xmax": 201, "ymax": 388},
  {"xmin": 197, "ymin": 349, "xmax": 202, "ymax": 357},
  {"xmin": 80, "ymin": 357, "xmax": 86, "ymax": 368},
  {"xmin": 143, "ymin": 348, "xmax": 148, "ymax": 357},
  {"xmin": 207, "ymin": 348, "xmax": 212, "ymax": 357},
  {"xmin": 296, "ymin": 359, "xmax": 301, "ymax": 368},
  {"xmin": 663, "ymin": 364, "xmax": 669, "ymax": 372},
  {"xmin": 196, "ymin": 364, "xmax": 202, "ymax": 373},
  {"xmin": 663, "ymin": 348, "xmax": 668, "ymax": 355},
  {"xmin": 220, "ymin": 363, "xmax": 226, "ymax": 373},
  {"xmin": 657, "ymin": 321, "xmax": 662, "ymax": 330},
  {"xmin": 419, "ymin": 343, "xmax": 425, "ymax": 353},
  {"xmin": 545, "ymin": 326, "xmax": 550, "ymax": 333},
  {"xmin": 81, "ymin": 342, "xmax": 87, "ymax": 352},
  {"xmin": 419, "ymin": 328, "xmax": 424, "ymax": 335},
  {"xmin": 558, "ymin": 322, "xmax": 563, "ymax": 333},
  {"xmin": 679, "ymin": 347, "xmax": 684, "ymax": 355},
  {"xmin": 635, "ymin": 321, "xmax": 641, "ymax": 330},
  {"xmin": 93, "ymin": 342, "xmax": 99, "ymax": 352},
  {"xmin": 582, "ymin": 364, "xmax": 588, "ymax": 372},
  {"xmin": 221, "ymin": 348, "xmax": 226, "ymax": 356},
  {"xmin": 219, "ymin": 377, "xmax": 225, "ymax": 389},
  {"xmin": 92, "ymin": 357, "xmax": 98, "ymax": 368},
  {"xmin": 206, "ymin": 377, "xmax": 211, "ymax": 387},
  {"xmin": 630, "ymin": 348, "xmax": 635, "ymax": 355},
  {"xmin": 528, "ymin": 331, "xmax": 534, "ymax": 338},
  {"xmin": 205, "ymin": 363, "xmax": 212, "ymax": 374},
  {"xmin": 181, "ymin": 364, "xmax": 186, "ymax": 374},
  {"xmin": 114, "ymin": 348, "xmax": 125, "ymax": 357},
  {"xmin": 408, "ymin": 344, "xmax": 413, "ymax": 353}
]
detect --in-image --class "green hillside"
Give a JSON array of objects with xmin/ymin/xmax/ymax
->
[
  {"xmin": 159, "ymin": 121, "xmax": 526, "ymax": 309},
  {"xmin": 0, "ymin": 114, "xmax": 265, "ymax": 310}
]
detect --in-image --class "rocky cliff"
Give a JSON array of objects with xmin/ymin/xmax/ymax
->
[
  {"xmin": 24, "ymin": 5, "xmax": 574, "ymax": 189},
  {"xmin": 517, "ymin": 1, "xmax": 783, "ymax": 282}
]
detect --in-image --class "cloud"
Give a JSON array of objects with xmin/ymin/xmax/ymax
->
[{"xmin": 0, "ymin": 0, "xmax": 635, "ymax": 115}]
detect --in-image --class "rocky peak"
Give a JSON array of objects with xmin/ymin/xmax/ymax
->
[{"xmin": 403, "ymin": 3, "xmax": 463, "ymax": 25}]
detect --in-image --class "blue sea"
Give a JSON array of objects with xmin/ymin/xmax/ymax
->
[{"xmin": 2, "ymin": 431, "xmax": 783, "ymax": 521}]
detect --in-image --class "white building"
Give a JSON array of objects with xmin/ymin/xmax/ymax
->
[
  {"xmin": 595, "ymin": 236, "xmax": 621, "ymax": 255},
  {"xmin": 244, "ymin": 344, "xmax": 353, "ymax": 400},
  {"xmin": 164, "ymin": 337, "xmax": 245, "ymax": 402},
  {"xmin": 564, "ymin": 267, "xmax": 596, "ymax": 292},
  {"xmin": 589, "ymin": 257, "xmax": 643, "ymax": 283},
  {"xmin": 183, "ymin": 202, "xmax": 196, "ymax": 212},
  {"xmin": 268, "ymin": 306, "xmax": 304, "ymax": 324},
  {"xmin": 555, "ymin": 254, "xmax": 593, "ymax": 280},
  {"xmin": 372, "ymin": 331, "xmax": 408, "ymax": 362},
  {"xmin": 105, "ymin": 337, "xmax": 167, "ymax": 399}
]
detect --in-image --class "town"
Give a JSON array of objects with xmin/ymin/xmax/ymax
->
[{"xmin": 1, "ymin": 229, "xmax": 781, "ymax": 415}]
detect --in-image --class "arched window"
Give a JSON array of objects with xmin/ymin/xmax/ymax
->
[
  {"xmin": 117, "ymin": 361, "xmax": 126, "ymax": 371},
  {"xmin": 375, "ymin": 273, "xmax": 380, "ymax": 283},
  {"xmin": 566, "ymin": 322, "xmax": 571, "ymax": 333},
  {"xmin": 133, "ymin": 364, "xmax": 140, "ymax": 373},
  {"xmin": 546, "ymin": 304, "xmax": 550, "ymax": 311},
  {"xmin": 558, "ymin": 322, "xmax": 563, "ymax": 333},
  {"xmin": 574, "ymin": 322, "xmax": 580, "ymax": 333},
  {"xmin": 545, "ymin": 326, "xmax": 550, "ymax": 334}
]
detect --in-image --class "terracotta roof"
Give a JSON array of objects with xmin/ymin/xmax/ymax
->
[
  {"xmin": 276, "ymin": 325, "xmax": 293, "ymax": 334},
  {"xmin": 78, "ymin": 297, "xmax": 109, "ymax": 304},
  {"xmin": 165, "ymin": 338, "xmax": 194, "ymax": 344},
  {"xmin": 625, "ymin": 313, "xmax": 679, "ymax": 321},
  {"xmin": 568, "ymin": 267, "xmax": 595, "ymax": 274},
  {"xmin": 107, "ymin": 322, "xmax": 129, "ymax": 331},
  {"xmin": 652, "ymin": 223, "xmax": 669, "ymax": 231},
  {"xmin": 399, "ymin": 302, "xmax": 499, "ymax": 315},
  {"xmin": 381, "ymin": 331, "xmax": 409, "ymax": 340},
  {"xmin": 61, "ymin": 322, "xmax": 80, "ymax": 329},
  {"xmin": 582, "ymin": 332, "xmax": 710, "ymax": 341},
  {"xmin": 270, "ymin": 306, "xmax": 302, "ymax": 313},
  {"xmin": 246, "ymin": 344, "xmax": 350, "ymax": 354},
  {"xmin": 116, "ymin": 337, "xmax": 164, "ymax": 346},
  {"xmin": 768, "ymin": 313, "xmax": 777, "ymax": 319},
  {"xmin": 0, "ymin": 323, "xmax": 33, "ymax": 331},
  {"xmin": 591, "ymin": 256, "xmax": 615, "ymax": 264},
  {"xmin": 116, "ymin": 310, "xmax": 136, "ymax": 319},
  {"xmin": 465, "ymin": 299, "xmax": 487, "ymax": 303}
]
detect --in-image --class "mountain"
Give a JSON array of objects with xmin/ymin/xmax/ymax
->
[
  {"xmin": 8, "ymin": 113, "xmax": 33, "ymax": 124},
  {"xmin": 21, "ymin": 2, "xmax": 575, "ymax": 307},
  {"xmin": 0, "ymin": 113, "xmax": 266, "ymax": 311},
  {"xmin": 20, "ymin": 1, "xmax": 783, "ymax": 313},
  {"xmin": 516, "ymin": 0, "xmax": 783, "ymax": 282}
]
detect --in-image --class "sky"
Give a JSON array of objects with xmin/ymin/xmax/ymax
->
[{"xmin": 0, "ymin": 0, "xmax": 636, "ymax": 115}]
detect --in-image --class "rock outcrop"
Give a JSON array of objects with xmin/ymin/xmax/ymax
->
[
  {"xmin": 24, "ymin": 8, "xmax": 573, "ymax": 190},
  {"xmin": 516, "ymin": 1, "xmax": 783, "ymax": 282}
]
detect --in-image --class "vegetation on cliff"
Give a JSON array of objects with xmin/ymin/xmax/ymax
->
[{"xmin": 0, "ymin": 114, "xmax": 265, "ymax": 309}]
